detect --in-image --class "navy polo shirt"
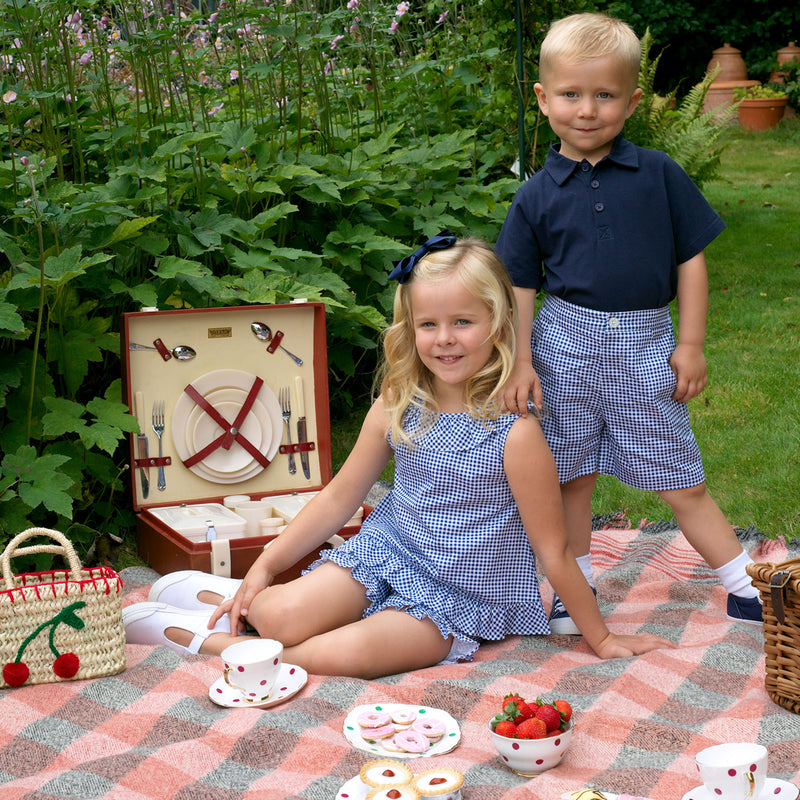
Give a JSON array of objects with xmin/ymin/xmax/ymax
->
[{"xmin": 496, "ymin": 136, "xmax": 726, "ymax": 312}]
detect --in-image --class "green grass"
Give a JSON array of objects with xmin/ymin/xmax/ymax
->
[{"xmin": 332, "ymin": 118, "xmax": 800, "ymax": 540}]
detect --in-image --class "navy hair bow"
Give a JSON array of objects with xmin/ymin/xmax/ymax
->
[{"xmin": 388, "ymin": 231, "xmax": 457, "ymax": 284}]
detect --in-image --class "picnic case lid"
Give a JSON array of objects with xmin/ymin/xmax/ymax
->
[{"xmin": 121, "ymin": 301, "xmax": 333, "ymax": 513}]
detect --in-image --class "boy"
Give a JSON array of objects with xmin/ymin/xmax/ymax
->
[{"xmin": 496, "ymin": 13, "xmax": 761, "ymax": 632}]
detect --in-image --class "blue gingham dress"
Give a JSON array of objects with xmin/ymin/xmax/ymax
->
[{"xmin": 310, "ymin": 406, "xmax": 550, "ymax": 658}]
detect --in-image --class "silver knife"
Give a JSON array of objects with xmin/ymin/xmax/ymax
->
[
  {"xmin": 295, "ymin": 376, "xmax": 311, "ymax": 479},
  {"xmin": 135, "ymin": 391, "xmax": 150, "ymax": 499}
]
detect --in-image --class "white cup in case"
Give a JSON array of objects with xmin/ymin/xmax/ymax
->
[
  {"xmin": 221, "ymin": 638, "xmax": 283, "ymax": 703},
  {"xmin": 235, "ymin": 499, "xmax": 272, "ymax": 536},
  {"xmin": 223, "ymin": 494, "xmax": 251, "ymax": 509},
  {"xmin": 695, "ymin": 742, "xmax": 768, "ymax": 800}
]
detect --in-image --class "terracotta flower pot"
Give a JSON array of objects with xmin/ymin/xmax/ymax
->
[{"xmin": 737, "ymin": 96, "xmax": 788, "ymax": 131}]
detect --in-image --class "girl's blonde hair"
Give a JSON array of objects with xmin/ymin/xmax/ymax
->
[
  {"xmin": 539, "ymin": 13, "xmax": 641, "ymax": 89},
  {"xmin": 377, "ymin": 237, "xmax": 517, "ymax": 448}
]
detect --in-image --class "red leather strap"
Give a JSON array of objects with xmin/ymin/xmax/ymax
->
[{"xmin": 181, "ymin": 377, "xmax": 270, "ymax": 469}]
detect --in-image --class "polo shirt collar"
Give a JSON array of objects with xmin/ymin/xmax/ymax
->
[{"xmin": 543, "ymin": 135, "xmax": 639, "ymax": 185}]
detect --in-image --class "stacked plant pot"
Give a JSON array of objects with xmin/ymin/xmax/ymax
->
[{"xmin": 703, "ymin": 44, "xmax": 759, "ymax": 119}]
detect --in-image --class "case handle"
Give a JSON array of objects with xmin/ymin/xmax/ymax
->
[{"xmin": 1, "ymin": 528, "xmax": 83, "ymax": 587}]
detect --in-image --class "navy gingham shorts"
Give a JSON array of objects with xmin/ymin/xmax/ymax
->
[{"xmin": 532, "ymin": 295, "xmax": 706, "ymax": 491}]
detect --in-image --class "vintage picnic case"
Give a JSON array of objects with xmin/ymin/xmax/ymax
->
[{"xmin": 121, "ymin": 302, "xmax": 366, "ymax": 580}]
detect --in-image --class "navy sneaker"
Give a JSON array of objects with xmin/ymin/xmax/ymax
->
[
  {"xmin": 726, "ymin": 594, "xmax": 763, "ymax": 626},
  {"xmin": 548, "ymin": 587, "xmax": 597, "ymax": 635}
]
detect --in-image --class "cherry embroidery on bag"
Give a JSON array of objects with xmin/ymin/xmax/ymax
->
[{"xmin": 2, "ymin": 601, "xmax": 86, "ymax": 687}]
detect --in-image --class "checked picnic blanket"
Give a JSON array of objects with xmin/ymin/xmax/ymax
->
[{"xmin": 1, "ymin": 524, "xmax": 799, "ymax": 800}]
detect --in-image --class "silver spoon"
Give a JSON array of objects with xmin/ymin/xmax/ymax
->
[
  {"xmin": 129, "ymin": 343, "xmax": 196, "ymax": 360},
  {"xmin": 250, "ymin": 322, "xmax": 303, "ymax": 366}
]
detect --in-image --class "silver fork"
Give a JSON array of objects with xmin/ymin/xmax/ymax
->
[
  {"xmin": 279, "ymin": 387, "xmax": 296, "ymax": 475},
  {"xmin": 152, "ymin": 400, "xmax": 167, "ymax": 491}
]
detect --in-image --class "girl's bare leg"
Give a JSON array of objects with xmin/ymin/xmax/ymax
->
[
  {"xmin": 282, "ymin": 608, "xmax": 452, "ymax": 678},
  {"xmin": 166, "ymin": 562, "xmax": 452, "ymax": 677},
  {"xmin": 167, "ymin": 562, "xmax": 371, "ymax": 655}
]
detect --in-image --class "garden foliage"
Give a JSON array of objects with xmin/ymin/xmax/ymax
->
[{"xmin": 0, "ymin": 0, "xmax": 735, "ymax": 563}]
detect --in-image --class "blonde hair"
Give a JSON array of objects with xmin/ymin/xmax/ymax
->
[
  {"xmin": 377, "ymin": 238, "xmax": 517, "ymax": 448},
  {"xmin": 539, "ymin": 13, "xmax": 641, "ymax": 88}
]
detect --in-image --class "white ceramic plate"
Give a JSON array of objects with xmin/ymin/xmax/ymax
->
[
  {"xmin": 191, "ymin": 395, "xmax": 264, "ymax": 473},
  {"xmin": 208, "ymin": 662, "xmax": 307, "ymax": 708},
  {"xmin": 180, "ymin": 390, "xmax": 271, "ymax": 482},
  {"xmin": 172, "ymin": 369, "xmax": 281, "ymax": 483},
  {"xmin": 185, "ymin": 388, "xmax": 272, "ymax": 478},
  {"xmin": 343, "ymin": 703, "xmax": 460, "ymax": 759},
  {"xmin": 335, "ymin": 776, "xmax": 368, "ymax": 800},
  {"xmin": 681, "ymin": 778, "xmax": 799, "ymax": 800}
]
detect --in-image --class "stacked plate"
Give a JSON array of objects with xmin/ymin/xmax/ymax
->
[{"xmin": 171, "ymin": 369, "xmax": 282, "ymax": 484}]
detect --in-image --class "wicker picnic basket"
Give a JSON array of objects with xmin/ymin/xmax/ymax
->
[
  {"xmin": 747, "ymin": 558, "xmax": 800, "ymax": 714},
  {"xmin": 0, "ymin": 528, "xmax": 126, "ymax": 688}
]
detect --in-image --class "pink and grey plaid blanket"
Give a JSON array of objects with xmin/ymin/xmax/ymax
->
[{"xmin": 1, "ymin": 525, "xmax": 799, "ymax": 800}]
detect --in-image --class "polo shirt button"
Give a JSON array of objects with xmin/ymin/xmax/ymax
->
[
  {"xmin": 581, "ymin": 161, "xmax": 591, "ymax": 172},
  {"xmin": 608, "ymin": 316, "xmax": 620, "ymax": 328},
  {"xmin": 591, "ymin": 180, "xmax": 600, "ymax": 189},
  {"xmin": 594, "ymin": 202, "xmax": 605, "ymax": 212}
]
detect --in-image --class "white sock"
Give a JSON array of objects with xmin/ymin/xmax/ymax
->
[
  {"xmin": 576, "ymin": 553, "xmax": 595, "ymax": 588},
  {"xmin": 714, "ymin": 549, "xmax": 759, "ymax": 598}
]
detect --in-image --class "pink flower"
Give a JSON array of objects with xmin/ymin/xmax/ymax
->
[
  {"xmin": 389, "ymin": 19, "xmax": 399, "ymax": 33},
  {"xmin": 230, "ymin": 69, "xmax": 239, "ymax": 81},
  {"xmin": 396, "ymin": 2, "xmax": 409, "ymax": 16},
  {"xmin": 436, "ymin": 10, "xmax": 448, "ymax": 23},
  {"xmin": 208, "ymin": 103, "xmax": 224, "ymax": 116},
  {"xmin": 346, "ymin": 0, "xmax": 359, "ymax": 7},
  {"xmin": 3, "ymin": 90, "xmax": 17, "ymax": 103},
  {"xmin": 324, "ymin": 60, "xmax": 333, "ymax": 75},
  {"xmin": 330, "ymin": 34, "xmax": 344, "ymax": 50},
  {"xmin": 79, "ymin": 51, "xmax": 92, "ymax": 65}
]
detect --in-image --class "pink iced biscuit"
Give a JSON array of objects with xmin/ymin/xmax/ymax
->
[
  {"xmin": 412, "ymin": 717, "xmax": 446, "ymax": 739},
  {"xmin": 393, "ymin": 729, "xmax": 431, "ymax": 753},
  {"xmin": 361, "ymin": 724, "xmax": 397, "ymax": 740},
  {"xmin": 391, "ymin": 709, "xmax": 417, "ymax": 727},
  {"xmin": 358, "ymin": 710, "xmax": 392, "ymax": 728},
  {"xmin": 381, "ymin": 737, "xmax": 407, "ymax": 752}
]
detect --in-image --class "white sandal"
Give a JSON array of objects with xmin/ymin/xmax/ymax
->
[
  {"xmin": 123, "ymin": 602, "xmax": 233, "ymax": 655},
  {"xmin": 147, "ymin": 570, "xmax": 243, "ymax": 611}
]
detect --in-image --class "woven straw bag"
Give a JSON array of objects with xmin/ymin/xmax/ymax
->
[
  {"xmin": 1, "ymin": 528, "xmax": 126, "ymax": 688},
  {"xmin": 747, "ymin": 558, "xmax": 800, "ymax": 714}
]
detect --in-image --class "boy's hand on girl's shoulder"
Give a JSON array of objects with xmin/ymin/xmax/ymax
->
[
  {"xmin": 669, "ymin": 344, "xmax": 708, "ymax": 403},
  {"xmin": 501, "ymin": 362, "xmax": 543, "ymax": 416}
]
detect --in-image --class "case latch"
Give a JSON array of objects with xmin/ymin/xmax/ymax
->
[{"xmin": 770, "ymin": 570, "xmax": 791, "ymax": 626}]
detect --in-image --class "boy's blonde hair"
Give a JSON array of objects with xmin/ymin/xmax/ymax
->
[
  {"xmin": 539, "ymin": 13, "xmax": 641, "ymax": 88},
  {"xmin": 378, "ymin": 238, "xmax": 517, "ymax": 448}
]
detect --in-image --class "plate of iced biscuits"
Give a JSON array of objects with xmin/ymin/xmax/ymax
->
[
  {"xmin": 336, "ymin": 759, "xmax": 465, "ymax": 799},
  {"xmin": 343, "ymin": 704, "xmax": 460, "ymax": 758}
]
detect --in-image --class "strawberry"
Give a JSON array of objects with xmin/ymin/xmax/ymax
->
[
  {"xmin": 515, "ymin": 717, "xmax": 547, "ymax": 739},
  {"xmin": 554, "ymin": 699, "xmax": 573, "ymax": 725},
  {"xmin": 535, "ymin": 703, "xmax": 562, "ymax": 732},
  {"xmin": 503, "ymin": 699, "xmax": 534, "ymax": 724},
  {"xmin": 493, "ymin": 719, "xmax": 518, "ymax": 738},
  {"xmin": 502, "ymin": 693, "xmax": 525, "ymax": 711}
]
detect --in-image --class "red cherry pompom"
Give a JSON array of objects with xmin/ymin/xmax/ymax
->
[
  {"xmin": 53, "ymin": 652, "xmax": 80, "ymax": 679},
  {"xmin": 3, "ymin": 662, "xmax": 30, "ymax": 687}
]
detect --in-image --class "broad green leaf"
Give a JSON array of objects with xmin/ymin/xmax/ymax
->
[
  {"xmin": 3, "ymin": 446, "xmax": 74, "ymax": 518},
  {"xmin": 0, "ymin": 298, "xmax": 25, "ymax": 336},
  {"xmin": 42, "ymin": 397, "xmax": 87, "ymax": 436},
  {"xmin": 94, "ymin": 216, "xmax": 160, "ymax": 249},
  {"xmin": 155, "ymin": 256, "xmax": 211, "ymax": 279},
  {"xmin": 153, "ymin": 131, "xmax": 219, "ymax": 159}
]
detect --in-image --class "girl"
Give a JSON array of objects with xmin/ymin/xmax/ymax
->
[{"xmin": 124, "ymin": 236, "xmax": 673, "ymax": 677}]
